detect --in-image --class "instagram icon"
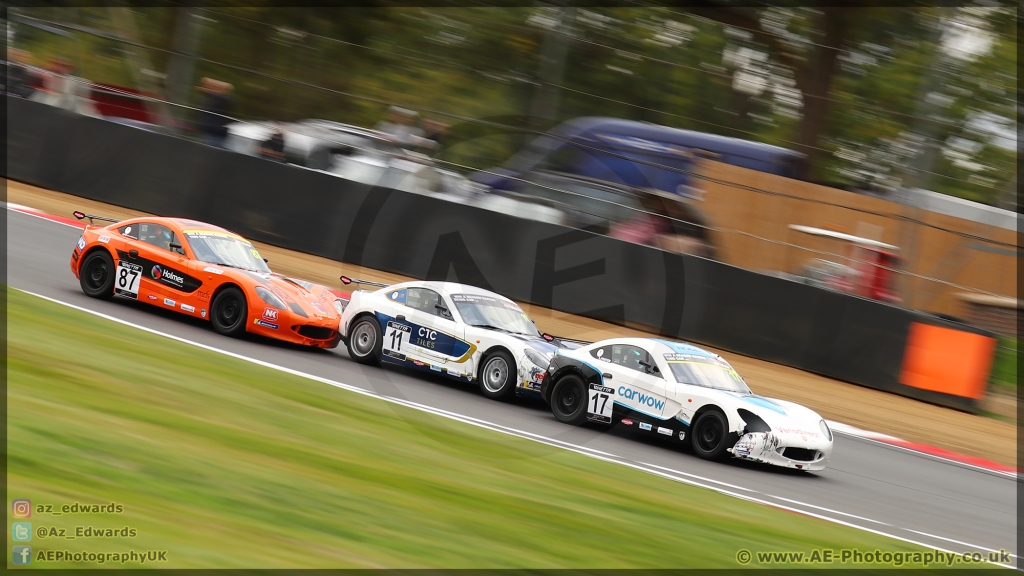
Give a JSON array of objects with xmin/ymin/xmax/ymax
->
[{"xmin": 11, "ymin": 500, "xmax": 31, "ymax": 518}]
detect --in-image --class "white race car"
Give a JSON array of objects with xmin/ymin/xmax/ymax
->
[
  {"xmin": 338, "ymin": 278, "xmax": 583, "ymax": 399},
  {"xmin": 541, "ymin": 338, "xmax": 834, "ymax": 470}
]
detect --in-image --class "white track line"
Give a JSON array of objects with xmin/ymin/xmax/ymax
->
[
  {"xmin": 6, "ymin": 203, "xmax": 85, "ymax": 228},
  {"xmin": 13, "ymin": 288, "xmax": 1016, "ymax": 568},
  {"xmin": 831, "ymin": 429, "xmax": 1017, "ymax": 479}
]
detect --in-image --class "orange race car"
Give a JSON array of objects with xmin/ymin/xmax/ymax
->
[{"xmin": 69, "ymin": 212, "xmax": 344, "ymax": 348}]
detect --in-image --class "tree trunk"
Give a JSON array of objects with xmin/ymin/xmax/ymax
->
[{"xmin": 792, "ymin": 9, "xmax": 849, "ymax": 181}]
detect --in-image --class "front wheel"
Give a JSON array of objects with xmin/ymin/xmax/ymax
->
[
  {"xmin": 549, "ymin": 374, "xmax": 588, "ymax": 425},
  {"xmin": 691, "ymin": 409, "xmax": 733, "ymax": 460},
  {"xmin": 346, "ymin": 316, "xmax": 382, "ymax": 366},
  {"xmin": 478, "ymin": 350, "xmax": 516, "ymax": 400},
  {"xmin": 211, "ymin": 287, "xmax": 248, "ymax": 337},
  {"xmin": 79, "ymin": 251, "xmax": 116, "ymax": 300}
]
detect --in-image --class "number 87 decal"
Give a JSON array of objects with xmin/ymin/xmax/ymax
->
[{"xmin": 115, "ymin": 261, "xmax": 142, "ymax": 298}]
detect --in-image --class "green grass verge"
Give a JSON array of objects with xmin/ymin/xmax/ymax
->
[{"xmin": 7, "ymin": 288, "xmax": 949, "ymax": 568}]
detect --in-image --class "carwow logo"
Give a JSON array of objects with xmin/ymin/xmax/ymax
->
[{"xmin": 617, "ymin": 386, "xmax": 665, "ymax": 411}]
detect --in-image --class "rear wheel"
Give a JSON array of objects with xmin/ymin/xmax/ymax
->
[
  {"xmin": 211, "ymin": 287, "xmax": 248, "ymax": 337},
  {"xmin": 346, "ymin": 316, "xmax": 382, "ymax": 366},
  {"xmin": 691, "ymin": 409, "xmax": 733, "ymax": 460},
  {"xmin": 478, "ymin": 350, "xmax": 516, "ymax": 400},
  {"xmin": 550, "ymin": 374, "xmax": 588, "ymax": 425},
  {"xmin": 79, "ymin": 251, "xmax": 116, "ymax": 300}
]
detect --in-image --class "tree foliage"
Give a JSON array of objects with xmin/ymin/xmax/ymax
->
[{"xmin": 9, "ymin": 5, "xmax": 1016, "ymax": 206}]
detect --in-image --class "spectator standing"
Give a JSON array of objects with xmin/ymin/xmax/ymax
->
[
  {"xmin": 195, "ymin": 78, "xmax": 234, "ymax": 148},
  {"xmin": 258, "ymin": 128, "xmax": 286, "ymax": 162},
  {"xmin": 421, "ymin": 118, "xmax": 449, "ymax": 152},
  {"xmin": 4, "ymin": 49, "xmax": 37, "ymax": 99}
]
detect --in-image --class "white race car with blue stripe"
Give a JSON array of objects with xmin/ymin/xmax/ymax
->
[
  {"xmin": 338, "ymin": 278, "xmax": 583, "ymax": 399},
  {"xmin": 540, "ymin": 337, "xmax": 834, "ymax": 471}
]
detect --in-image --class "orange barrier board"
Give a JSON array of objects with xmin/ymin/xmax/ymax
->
[{"xmin": 899, "ymin": 322, "xmax": 996, "ymax": 400}]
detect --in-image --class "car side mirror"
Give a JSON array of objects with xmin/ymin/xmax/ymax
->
[
  {"xmin": 263, "ymin": 258, "xmax": 269, "ymax": 263},
  {"xmin": 168, "ymin": 242, "xmax": 184, "ymax": 255},
  {"xmin": 129, "ymin": 249, "xmax": 139, "ymax": 258}
]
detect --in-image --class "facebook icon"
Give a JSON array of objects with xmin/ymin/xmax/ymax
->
[{"xmin": 12, "ymin": 546, "xmax": 31, "ymax": 565}]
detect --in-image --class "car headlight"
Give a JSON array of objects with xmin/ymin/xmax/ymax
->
[
  {"xmin": 334, "ymin": 299, "xmax": 347, "ymax": 315},
  {"xmin": 819, "ymin": 419, "xmax": 833, "ymax": 442},
  {"xmin": 255, "ymin": 286, "xmax": 286, "ymax": 310},
  {"xmin": 523, "ymin": 348, "xmax": 552, "ymax": 368}
]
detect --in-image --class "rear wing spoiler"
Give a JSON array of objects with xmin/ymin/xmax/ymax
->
[
  {"xmin": 72, "ymin": 210, "xmax": 120, "ymax": 225},
  {"xmin": 339, "ymin": 276, "xmax": 391, "ymax": 290},
  {"xmin": 542, "ymin": 333, "xmax": 593, "ymax": 348}
]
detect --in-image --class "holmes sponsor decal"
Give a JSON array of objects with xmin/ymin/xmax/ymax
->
[{"xmin": 151, "ymin": 265, "xmax": 185, "ymax": 288}]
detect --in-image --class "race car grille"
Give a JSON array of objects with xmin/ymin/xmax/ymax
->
[
  {"xmin": 782, "ymin": 447, "xmax": 820, "ymax": 462},
  {"xmin": 295, "ymin": 325, "xmax": 337, "ymax": 340}
]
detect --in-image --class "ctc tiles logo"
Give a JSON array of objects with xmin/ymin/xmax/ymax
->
[
  {"xmin": 11, "ymin": 500, "xmax": 30, "ymax": 519},
  {"xmin": 12, "ymin": 545, "xmax": 31, "ymax": 565}
]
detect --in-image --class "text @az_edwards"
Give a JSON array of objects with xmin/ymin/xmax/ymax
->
[{"xmin": 736, "ymin": 548, "xmax": 1012, "ymax": 566}]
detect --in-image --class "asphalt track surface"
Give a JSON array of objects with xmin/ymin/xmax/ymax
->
[{"xmin": 8, "ymin": 208, "xmax": 1018, "ymax": 566}]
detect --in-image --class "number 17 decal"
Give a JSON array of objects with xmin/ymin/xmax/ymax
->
[{"xmin": 588, "ymin": 384, "xmax": 614, "ymax": 423}]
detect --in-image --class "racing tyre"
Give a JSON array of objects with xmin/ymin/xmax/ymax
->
[
  {"xmin": 691, "ymin": 409, "xmax": 733, "ymax": 460},
  {"xmin": 346, "ymin": 316, "xmax": 382, "ymax": 366},
  {"xmin": 549, "ymin": 374, "xmax": 588, "ymax": 425},
  {"xmin": 478, "ymin": 350, "xmax": 516, "ymax": 400},
  {"xmin": 79, "ymin": 250, "xmax": 116, "ymax": 300},
  {"xmin": 211, "ymin": 287, "xmax": 248, "ymax": 337}
]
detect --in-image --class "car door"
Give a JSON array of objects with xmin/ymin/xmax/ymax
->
[
  {"xmin": 592, "ymin": 343, "xmax": 672, "ymax": 419},
  {"xmin": 121, "ymin": 222, "xmax": 196, "ymax": 309},
  {"xmin": 380, "ymin": 287, "xmax": 461, "ymax": 365}
]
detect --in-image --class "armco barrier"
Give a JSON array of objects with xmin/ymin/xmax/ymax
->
[{"xmin": 5, "ymin": 97, "xmax": 994, "ymax": 411}]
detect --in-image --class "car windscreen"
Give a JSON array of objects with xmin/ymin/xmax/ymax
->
[
  {"xmin": 451, "ymin": 294, "xmax": 540, "ymax": 337},
  {"xmin": 183, "ymin": 230, "xmax": 271, "ymax": 273},
  {"xmin": 664, "ymin": 354, "xmax": 750, "ymax": 394}
]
